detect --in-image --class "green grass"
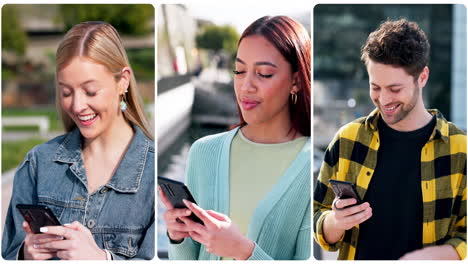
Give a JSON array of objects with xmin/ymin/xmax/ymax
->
[
  {"xmin": 2, "ymin": 107, "xmax": 63, "ymax": 132},
  {"xmin": 2, "ymin": 138, "xmax": 46, "ymax": 172}
]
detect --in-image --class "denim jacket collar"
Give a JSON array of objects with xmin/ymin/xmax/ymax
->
[{"xmin": 53, "ymin": 124, "xmax": 152, "ymax": 193}]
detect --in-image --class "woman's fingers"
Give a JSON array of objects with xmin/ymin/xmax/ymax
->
[
  {"xmin": 163, "ymin": 208, "xmax": 192, "ymax": 223},
  {"xmin": 158, "ymin": 187, "xmax": 174, "ymax": 210},
  {"xmin": 36, "ymin": 239, "xmax": 74, "ymax": 250},
  {"xmin": 183, "ymin": 219, "xmax": 207, "ymax": 234},
  {"xmin": 206, "ymin": 210, "xmax": 229, "ymax": 222},
  {"xmin": 39, "ymin": 226, "xmax": 75, "ymax": 240},
  {"xmin": 168, "ymin": 230, "xmax": 191, "ymax": 240},
  {"xmin": 166, "ymin": 221, "xmax": 193, "ymax": 233},
  {"xmin": 189, "ymin": 231, "xmax": 208, "ymax": 245},
  {"xmin": 32, "ymin": 234, "xmax": 64, "ymax": 244},
  {"xmin": 22, "ymin": 221, "xmax": 33, "ymax": 233},
  {"xmin": 183, "ymin": 200, "xmax": 216, "ymax": 227},
  {"xmin": 27, "ymin": 252, "xmax": 56, "ymax": 260}
]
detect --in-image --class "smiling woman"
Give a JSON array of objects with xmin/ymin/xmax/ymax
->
[
  {"xmin": 159, "ymin": 16, "xmax": 311, "ymax": 260},
  {"xmin": 2, "ymin": 22, "xmax": 154, "ymax": 260}
]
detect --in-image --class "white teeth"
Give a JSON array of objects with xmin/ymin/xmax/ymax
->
[
  {"xmin": 383, "ymin": 105, "xmax": 398, "ymax": 111},
  {"xmin": 78, "ymin": 114, "xmax": 96, "ymax": 121}
]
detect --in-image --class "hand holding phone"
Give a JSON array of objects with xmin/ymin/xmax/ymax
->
[
  {"xmin": 323, "ymin": 179, "xmax": 372, "ymax": 235},
  {"xmin": 158, "ymin": 177, "xmax": 204, "ymax": 225},
  {"xmin": 16, "ymin": 204, "xmax": 61, "ymax": 234},
  {"xmin": 16, "ymin": 204, "xmax": 64, "ymax": 260},
  {"xmin": 329, "ymin": 179, "xmax": 363, "ymax": 207}
]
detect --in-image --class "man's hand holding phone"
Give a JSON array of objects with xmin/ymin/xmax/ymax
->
[
  {"xmin": 322, "ymin": 180, "xmax": 373, "ymax": 244},
  {"xmin": 323, "ymin": 198, "xmax": 373, "ymax": 244}
]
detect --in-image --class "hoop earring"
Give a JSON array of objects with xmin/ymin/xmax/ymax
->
[
  {"xmin": 291, "ymin": 93, "xmax": 297, "ymax": 105},
  {"xmin": 120, "ymin": 94, "xmax": 127, "ymax": 112}
]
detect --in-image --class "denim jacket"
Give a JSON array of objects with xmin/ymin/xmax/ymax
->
[{"xmin": 2, "ymin": 124, "xmax": 155, "ymax": 260}]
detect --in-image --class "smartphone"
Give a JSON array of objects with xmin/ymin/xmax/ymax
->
[
  {"xmin": 329, "ymin": 179, "xmax": 363, "ymax": 205},
  {"xmin": 16, "ymin": 204, "xmax": 61, "ymax": 234},
  {"xmin": 157, "ymin": 177, "xmax": 204, "ymax": 225}
]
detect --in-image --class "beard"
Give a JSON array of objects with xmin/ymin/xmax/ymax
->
[{"xmin": 378, "ymin": 83, "xmax": 420, "ymax": 126}]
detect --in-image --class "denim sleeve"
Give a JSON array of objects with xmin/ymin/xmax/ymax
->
[
  {"xmin": 2, "ymin": 152, "xmax": 38, "ymax": 260},
  {"xmin": 110, "ymin": 216, "xmax": 155, "ymax": 260}
]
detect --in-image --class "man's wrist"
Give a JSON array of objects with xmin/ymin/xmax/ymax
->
[{"xmin": 323, "ymin": 211, "xmax": 345, "ymax": 244}]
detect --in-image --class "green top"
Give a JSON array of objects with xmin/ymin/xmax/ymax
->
[
  {"xmin": 168, "ymin": 127, "xmax": 311, "ymax": 260},
  {"xmin": 229, "ymin": 129, "xmax": 308, "ymax": 235}
]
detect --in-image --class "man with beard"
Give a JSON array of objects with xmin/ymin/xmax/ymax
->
[{"xmin": 314, "ymin": 19, "xmax": 466, "ymax": 260}]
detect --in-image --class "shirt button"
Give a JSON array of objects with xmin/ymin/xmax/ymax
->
[
  {"xmin": 366, "ymin": 171, "xmax": 371, "ymax": 176},
  {"xmin": 100, "ymin": 187, "xmax": 108, "ymax": 194},
  {"xmin": 87, "ymin": 219, "xmax": 96, "ymax": 228}
]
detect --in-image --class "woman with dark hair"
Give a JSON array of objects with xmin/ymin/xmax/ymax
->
[{"xmin": 159, "ymin": 15, "xmax": 311, "ymax": 260}]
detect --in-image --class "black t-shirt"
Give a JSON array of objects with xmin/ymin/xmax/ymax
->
[{"xmin": 354, "ymin": 114, "xmax": 436, "ymax": 260}]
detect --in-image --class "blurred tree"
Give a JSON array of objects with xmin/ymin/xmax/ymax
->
[
  {"xmin": 58, "ymin": 4, "xmax": 154, "ymax": 35},
  {"xmin": 2, "ymin": 5, "xmax": 28, "ymax": 55},
  {"xmin": 196, "ymin": 24, "xmax": 239, "ymax": 55}
]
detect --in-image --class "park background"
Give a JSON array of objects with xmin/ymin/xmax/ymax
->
[{"xmin": 1, "ymin": 3, "xmax": 155, "ymax": 238}]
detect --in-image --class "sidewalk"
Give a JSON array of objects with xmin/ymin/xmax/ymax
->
[{"xmin": 2, "ymin": 169, "xmax": 15, "ymax": 228}]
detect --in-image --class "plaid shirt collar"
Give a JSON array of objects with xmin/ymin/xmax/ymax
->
[{"xmin": 364, "ymin": 108, "xmax": 450, "ymax": 143}]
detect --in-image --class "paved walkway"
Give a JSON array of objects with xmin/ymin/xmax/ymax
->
[{"xmin": 2, "ymin": 169, "xmax": 15, "ymax": 228}]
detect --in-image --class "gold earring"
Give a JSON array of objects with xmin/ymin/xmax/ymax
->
[{"xmin": 291, "ymin": 93, "xmax": 297, "ymax": 105}]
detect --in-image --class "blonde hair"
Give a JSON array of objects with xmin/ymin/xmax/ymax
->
[{"xmin": 55, "ymin": 21, "xmax": 153, "ymax": 140}]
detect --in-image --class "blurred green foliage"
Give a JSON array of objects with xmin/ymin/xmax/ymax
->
[
  {"xmin": 58, "ymin": 4, "xmax": 154, "ymax": 35},
  {"xmin": 3, "ymin": 108, "xmax": 63, "ymax": 132},
  {"xmin": 196, "ymin": 24, "xmax": 239, "ymax": 56},
  {"xmin": 127, "ymin": 48, "xmax": 154, "ymax": 81},
  {"xmin": 2, "ymin": 5, "xmax": 28, "ymax": 55},
  {"xmin": 2, "ymin": 138, "xmax": 46, "ymax": 172}
]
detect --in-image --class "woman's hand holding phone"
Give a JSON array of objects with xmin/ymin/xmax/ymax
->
[
  {"xmin": 31, "ymin": 221, "xmax": 107, "ymax": 260},
  {"xmin": 158, "ymin": 186, "xmax": 193, "ymax": 242},
  {"xmin": 181, "ymin": 200, "xmax": 254, "ymax": 260},
  {"xmin": 158, "ymin": 183, "xmax": 254, "ymax": 259},
  {"xmin": 323, "ymin": 198, "xmax": 373, "ymax": 244},
  {"xmin": 22, "ymin": 221, "xmax": 62, "ymax": 260}
]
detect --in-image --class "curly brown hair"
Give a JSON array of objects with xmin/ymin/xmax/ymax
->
[{"xmin": 361, "ymin": 19, "xmax": 430, "ymax": 80}]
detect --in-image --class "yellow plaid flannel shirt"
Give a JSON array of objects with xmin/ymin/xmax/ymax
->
[{"xmin": 313, "ymin": 109, "xmax": 466, "ymax": 260}]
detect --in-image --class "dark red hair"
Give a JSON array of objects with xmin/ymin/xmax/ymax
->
[{"xmin": 233, "ymin": 16, "xmax": 311, "ymax": 136}]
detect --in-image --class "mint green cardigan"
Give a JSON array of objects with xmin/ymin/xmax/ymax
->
[{"xmin": 168, "ymin": 127, "xmax": 311, "ymax": 260}]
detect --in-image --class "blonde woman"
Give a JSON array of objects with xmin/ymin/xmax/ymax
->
[{"xmin": 2, "ymin": 22, "xmax": 154, "ymax": 260}]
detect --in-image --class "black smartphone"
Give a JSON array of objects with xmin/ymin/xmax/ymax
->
[
  {"xmin": 329, "ymin": 179, "xmax": 363, "ymax": 205},
  {"xmin": 157, "ymin": 177, "xmax": 204, "ymax": 225},
  {"xmin": 16, "ymin": 204, "xmax": 61, "ymax": 234}
]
